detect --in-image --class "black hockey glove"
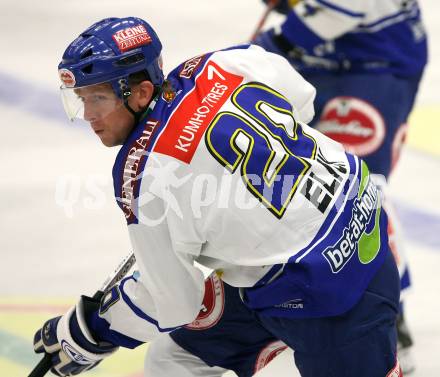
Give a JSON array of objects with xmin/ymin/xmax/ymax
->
[
  {"xmin": 262, "ymin": 0, "xmax": 300, "ymax": 15},
  {"xmin": 33, "ymin": 295, "xmax": 118, "ymax": 376}
]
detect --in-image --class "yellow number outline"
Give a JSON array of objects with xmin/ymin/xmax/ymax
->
[
  {"xmin": 205, "ymin": 82, "xmax": 317, "ymax": 218},
  {"xmin": 232, "ymin": 82, "xmax": 317, "ymax": 158}
]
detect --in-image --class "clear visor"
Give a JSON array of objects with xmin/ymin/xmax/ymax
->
[{"xmin": 60, "ymin": 82, "xmax": 124, "ymax": 121}]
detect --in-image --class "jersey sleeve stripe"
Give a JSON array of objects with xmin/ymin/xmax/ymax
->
[
  {"xmin": 119, "ymin": 277, "xmax": 180, "ymax": 332},
  {"xmin": 357, "ymin": 9, "xmax": 419, "ymax": 32},
  {"xmin": 89, "ymin": 310, "xmax": 144, "ymax": 348},
  {"xmin": 314, "ymin": 0, "xmax": 365, "ymax": 18}
]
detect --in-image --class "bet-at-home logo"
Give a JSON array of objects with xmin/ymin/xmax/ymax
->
[{"xmin": 322, "ymin": 166, "xmax": 381, "ymax": 273}]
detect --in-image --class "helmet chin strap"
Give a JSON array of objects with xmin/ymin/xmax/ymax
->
[
  {"xmin": 122, "ymin": 88, "xmax": 142, "ymax": 124},
  {"xmin": 119, "ymin": 79, "xmax": 160, "ymax": 124}
]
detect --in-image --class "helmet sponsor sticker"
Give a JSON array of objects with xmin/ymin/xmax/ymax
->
[
  {"xmin": 112, "ymin": 24, "xmax": 152, "ymax": 52},
  {"xmin": 59, "ymin": 68, "xmax": 76, "ymax": 88},
  {"xmin": 254, "ymin": 340, "xmax": 288, "ymax": 374},
  {"xmin": 185, "ymin": 273, "xmax": 225, "ymax": 330},
  {"xmin": 316, "ymin": 97, "xmax": 385, "ymax": 156}
]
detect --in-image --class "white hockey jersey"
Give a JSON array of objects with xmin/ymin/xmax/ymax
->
[{"xmin": 99, "ymin": 45, "xmax": 388, "ymax": 345}]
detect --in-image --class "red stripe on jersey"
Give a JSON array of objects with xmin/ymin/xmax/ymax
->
[{"xmin": 154, "ymin": 61, "xmax": 243, "ymax": 164}]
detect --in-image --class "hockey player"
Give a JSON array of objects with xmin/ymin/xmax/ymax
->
[
  {"xmin": 251, "ymin": 0, "xmax": 428, "ymax": 373},
  {"xmin": 145, "ymin": 2, "xmax": 426, "ymax": 375},
  {"xmin": 33, "ymin": 17, "xmax": 402, "ymax": 377}
]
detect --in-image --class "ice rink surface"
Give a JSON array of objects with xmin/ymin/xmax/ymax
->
[{"xmin": 0, "ymin": 1, "xmax": 439, "ymax": 376}]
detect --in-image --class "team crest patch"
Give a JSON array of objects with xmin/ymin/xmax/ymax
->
[
  {"xmin": 112, "ymin": 24, "xmax": 152, "ymax": 52},
  {"xmin": 316, "ymin": 96, "xmax": 385, "ymax": 156},
  {"xmin": 162, "ymin": 89, "xmax": 176, "ymax": 103},
  {"xmin": 59, "ymin": 68, "xmax": 76, "ymax": 87},
  {"xmin": 185, "ymin": 273, "xmax": 224, "ymax": 330}
]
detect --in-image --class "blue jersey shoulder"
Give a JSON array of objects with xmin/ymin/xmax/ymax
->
[{"xmin": 257, "ymin": 1, "xmax": 427, "ymax": 76}]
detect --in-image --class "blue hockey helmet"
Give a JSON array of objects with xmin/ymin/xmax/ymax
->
[{"xmin": 58, "ymin": 17, "xmax": 164, "ymax": 120}]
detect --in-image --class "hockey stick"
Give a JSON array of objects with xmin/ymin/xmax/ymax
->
[
  {"xmin": 28, "ymin": 252, "xmax": 137, "ymax": 377},
  {"xmin": 249, "ymin": 0, "xmax": 280, "ymax": 42}
]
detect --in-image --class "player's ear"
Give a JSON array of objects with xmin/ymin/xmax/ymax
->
[{"xmin": 133, "ymin": 81, "xmax": 155, "ymax": 110}]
